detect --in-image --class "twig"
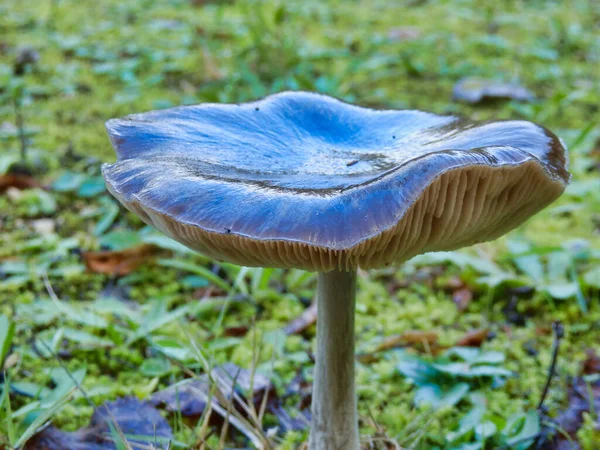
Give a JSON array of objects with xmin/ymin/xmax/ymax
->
[{"xmin": 537, "ymin": 321, "xmax": 564, "ymax": 411}]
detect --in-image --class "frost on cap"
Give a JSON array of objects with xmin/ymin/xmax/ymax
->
[{"xmin": 102, "ymin": 91, "xmax": 570, "ymax": 271}]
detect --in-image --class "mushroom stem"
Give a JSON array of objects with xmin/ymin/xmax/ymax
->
[{"xmin": 309, "ymin": 269, "xmax": 359, "ymax": 450}]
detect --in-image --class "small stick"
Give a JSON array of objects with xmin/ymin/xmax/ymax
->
[{"xmin": 537, "ymin": 321, "xmax": 564, "ymax": 411}]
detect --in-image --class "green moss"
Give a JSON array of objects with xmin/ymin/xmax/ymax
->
[{"xmin": 1, "ymin": 0, "xmax": 599, "ymax": 447}]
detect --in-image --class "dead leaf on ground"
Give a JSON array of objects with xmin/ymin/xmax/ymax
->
[
  {"xmin": 14, "ymin": 46, "xmax": 39, "ymax": 75},
  {"xmin": 195, "ymin": 26, "xmax": 234, "ymax": 40},
  {"xmin": 387, "ymin": 26, "xmax": 421, "ymax": 42},
  {"xmin": 283, "ymin": 301, "xmax": 317, "ymax": 335},
  {"xmin": 151, "ymin": 363, "xmax": 282, "ymax": 443},
  {"xmin": 441, "ymin": 275, "xmax": 465, "ymax": 290},
  {"xmin": 452, "ymin": 287, "xmax": 473, "ymax": 311},
  {"xmin": 190, "ymin": 0, "xmax": 233, "ymax": 7},
  {"xmin": 270, "ymin": 370, "xmax": 312, "ymax": 433},
  {"xmin": 223, "ymin": 325, "xmax": 250, "ymax": 337},
  {"xmin": 456, "ymin": 328, "xmax": 490, "ymax": 347},
  {"xmin": 193, "ymin": 285, "xmax": 227, "ymax": 299},
  {"xmin": 549, "ymin": 377, "xmax": 600, "ymax": 449},
  {"xmin": 452, "ymin": 77, "xmax": 534, "ymax": 104},
  {"xmin": 581, "ymin": 348, "xmax": 600, "ymax": 375},
  {"xmin": 151, "ymin": 377, "xmax": 211, "ymax": 417},
  {"xmin": 151, "ymin": 363, "xmax": 274, "ymax": 418},
  {"xmin": 82, "ymin": 244, "xmax": 158, "ymax": 275},
  {"xmin": 268, "ymin": 403, "xmax": 310, "ymax": 433},
  {"xmin": 357, "ymin": 330, "xmax": 438, "ymax": 363},
  {"xmin": 283, "ymin": 370, "xmax": 312, "ymax": 411},
  {"xmin": 535, "ymin": 325, "xmax": 553, "ymax": 336},
  {"xmin": 0, "ymin": 174, "xmax": 41, "ymax": 193},
  {"xmin": 24, "ymin": 397, "xmax": 173, "ymax": 450}
]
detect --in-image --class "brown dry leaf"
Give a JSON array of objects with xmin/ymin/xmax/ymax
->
[
  {"xmin": 195, "ymin": 26, "xmax": 234, "ymax": 40},
  {"xmin": 396, "ymin": 330, "xmax": 439, "ymax": 346},
  {"xmin": 223, "ymin": 325, "xmax": 250, "ymax": 337},
  {"xmin": 24, "ymin": 397, "xmax": 173, "ymax": 450},
  {"xmin": 283, "ymin": 301, "xmax": 317, "ymax": 335},
  {"xmin": 452, "ymin": 287, "xmax": 473, "ymax": 311},
  {"xmin": 0, "ymin": 174, "xmax": 41, "ymax": 193},
  {"xmin": 456, "ymin": 328, "xmax": 490, "ymax": 347},
  {"xmin": 82, "ymin": 244, "xmax": 158, "ymax": 275},
  {"xmin": 581, "ymin": 348, "xmax": 600, "ymax": 375},
  {"xmin": 357, "ymin": 330, "xmax": 438, "ymax": 363},
  {"xmin": 535, "ymin": 325, "xmax": 553, "ymax": 336},
  {"xmin": 193, "ymin": 285, "xmax": 227, "ymax": 299}
]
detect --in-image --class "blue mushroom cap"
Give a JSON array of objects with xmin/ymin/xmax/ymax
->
[{"xmin": 103, "ymin": 91, "xmax": 569, "ymax": 271}]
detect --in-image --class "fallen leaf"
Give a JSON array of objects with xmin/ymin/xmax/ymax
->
[
  {"xmin": 452, "ymin": 77, "xmax": 534, "ymax": 104},
  {"xmin": 452, "ymin": 287, "xmax": 473, "ymax": 311},
  {"xmin": 151, "ymin": 378, "xmax": 211, "ymax": 416},
  {"xmin": 283, "ymin": 301, "xmax": 317, "ymax": 335},
  {"xmin": 194, "ymin": 285, "xmax": 227, "ymax": 299},
  {"xmin": 82, "ymin": 244, "xmax": 158, "ymax": 275},
  {"xmin": 151, "ymin": 363, "xmax": 274, "ymax": 417},
  {"xmin": 0, "ymin": 174, "xmax": 41, "ymax": 193},
  {"xmin": 14, "ymin": 47, "xmax": 39, "ymax": 76},
  {"xmin": 223, "ymin": 325, "xmax": 250, "ymax": 337},
  {"xmin": 283, "ymin": 370, "xmax": 312, "ymax": 411},
  {"xmin": 24, "ymin": 397, "xmax": 173, "ymax": 450},
  {"xmin": 151, "ymin": 364, "xmax": 276, "ymax": 445},
  {"xmin": 268, "ymin": 404, "xmax": 310, "ymax": 433},
  {"xmin": 442, "ymin": 275, "xmax": 465, "ymax": 290},
  {"xmin": 190, "ymin": 0, "xmax": 232, "ymax": 6},
  {"xmin": 581, "ymin": 349, "xmax": 600, "ymax": 375},
  {"xmin": 535, "ymin": 325, "xmax": 553, "ymax": 336},
  {"xmin": 195, "ymin": 26, "xmax": 234, "ymax": 40},
  {"xmin": 268, "ymin": 370, "xmax": 311, "ymax": 433},
  {"xmin": 218, "ymin": 362, "xmax": 274, "ymax": 405},
  {"xmin": 549, "ymin": 377, "xmax": 600, "ymax": 448},
  {"xmin": 456, "ymin": 328, "xmax": 490, "ymax": 347},
  {"xmin": 357, "ymin": 331, "xmax": 438, "ymax": 363},
  {"xmin": 396, "ymin": 330, "xmax": 439, "ymax": 346},
  {"xmin": 387, "ymin": 26, "xmax": 421, "ymax": 42}
]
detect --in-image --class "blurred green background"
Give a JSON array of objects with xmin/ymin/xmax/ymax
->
[{"xmin": 0, "ymin": 0, "xmax": 599, "ymax": 449}]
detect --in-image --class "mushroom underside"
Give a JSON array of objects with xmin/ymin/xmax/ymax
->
[{"xmin": 107, "ymin": 161, "xmax": 564, "ymax": 272}]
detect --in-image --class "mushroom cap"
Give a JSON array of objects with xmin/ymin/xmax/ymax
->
[{"xmin": 103, "ymin": 91, "xmax": 569, "ymax": 271}]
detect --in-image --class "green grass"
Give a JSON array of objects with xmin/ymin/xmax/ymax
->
[{"xmin": 1, "ymin": 0, "xmax": 599, "ymax": 448}]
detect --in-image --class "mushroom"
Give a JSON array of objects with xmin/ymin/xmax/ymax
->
[{"xmin": 102, "ymin": 92, "xmax": 569, "ymax": 450}]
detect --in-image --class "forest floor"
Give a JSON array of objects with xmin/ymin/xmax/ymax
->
[{"xmin": 1, "ymin": 0, "xmax": 599, "ymax": 449}]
